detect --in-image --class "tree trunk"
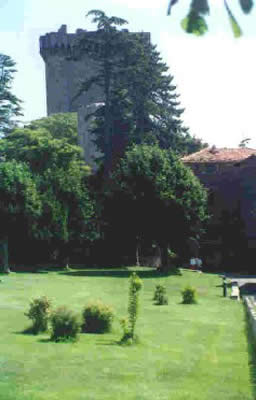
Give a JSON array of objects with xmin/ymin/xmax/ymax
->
[
  {"xmin": 58, "ymin": 241, "xmax": 70, "ymax": 269},
  {"xmin": 2, "ymin": 237, "xmax": 10, "ymax": 273},
  {"xmin": 136, "ymin": 240, "xmax": 140, "ymax": 266},
  {"xmin": 103, "ymin": 52, "xmax": 113, "ymax": 177},
  {"xmin": 159, "ymin": 243, "xmax": 169, "ymax": 273}
]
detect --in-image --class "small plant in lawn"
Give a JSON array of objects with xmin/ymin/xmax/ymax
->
[
  {"xmin": 50, "ymin": 306, "xmax": 81, "ymax": 342},
  {"xmin": 153, "ymin": 284, "xmax": 161, "ymax": 301},
  {"xmin": 181, "ymin": 286, "xmax": 197, "ymax": 304},
  {"xmin": 153, "ymin": 284, "xmax": 168, "ymax": 305},
  {"xmin": 82, "ymin": 300, "xmax": 114, "ymax": 333},
  {"xmin": 25, "ymin": 296, "xmax": 51, "ymax": 334},
  {"xmin": 120, "ymin": 272, "xmax": 143, "ymax": 344},
  {"xmin": 119, "ymin": 317, "xmax": 130, "ymax": 342}
]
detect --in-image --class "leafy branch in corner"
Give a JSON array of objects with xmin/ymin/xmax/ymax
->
[{"xmin": 167, "ymin": 0, "xmax": 254, "ymax": 37}]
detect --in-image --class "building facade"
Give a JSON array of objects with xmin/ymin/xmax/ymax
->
[{"xmin": 182, "ymin": 147, "xmax": 256, "ymax": 270}]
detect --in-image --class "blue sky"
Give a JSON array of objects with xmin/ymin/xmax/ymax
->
[{"xmin": 1, "ymin": 0, "xmax": 256, "ymax": 148}]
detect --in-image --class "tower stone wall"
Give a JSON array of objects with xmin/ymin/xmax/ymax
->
[
  {"xmin": 40, "ymin": 25, "xmax": 150, "ymax": 168},
  {"xmin": 40, "ymin": 25, "xmax": 104, "ymax": 115},
  {"xmin": 77, "ymin": 103, "xmax": 104, "ymax": 172}
]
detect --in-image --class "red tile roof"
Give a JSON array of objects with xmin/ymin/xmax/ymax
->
[{"xmin": 181, "ymin": 147, "xmax": 256, "ymax": 164}]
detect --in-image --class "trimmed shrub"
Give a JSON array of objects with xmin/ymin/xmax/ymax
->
[
  {"xmin": 82, "ymin": 300, "xmax": 114, "ymax": 333},
  {"xmin": 153, "ymin": 284, "xmax": 168, "ymax": 305},
  {"xmin": 25, "ymin": 296, "xmax": 51, "ymax": 334},
  {"xmin": 119, "ymin": 317, "xmax": 132, "ymax": 343},
  {"xmin": 120, "ymin": 272, "xmax": 143, "ymax": 344},
  {"xmin": 50, "ymin": 306, "xmax": 81, "ymax": 342},
  {"xmin": 181, "ymin": 286, "xmax": 197, "ymax": 304},
  {"xmin": 153, "ymin": 284, "xmax": 161, "ymax": 300}
]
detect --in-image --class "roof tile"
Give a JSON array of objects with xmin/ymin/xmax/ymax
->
[{"xmin": 181, "ymin": 147, "xmax": 256, "ymax": 163}]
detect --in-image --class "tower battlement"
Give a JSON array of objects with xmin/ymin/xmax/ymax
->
[
  {"xmin": 40, "ymin": 25, "xmax": 150, "ymax": 60},
  {"xmin": 39, "ymin": 25, "xmax": 96, "ymax": 59}
]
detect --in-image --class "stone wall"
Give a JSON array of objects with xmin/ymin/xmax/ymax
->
[
  {"xmin": 40, "ymin": 25, "xmax": 150, "ymax": 116},
  {"xmin": 244, "ymin": 296, "xmax": 256, "ymax": 340},
  {"xmin": 40, "ymin": 25, "xmax": 104, "ymax": 115},
  {"xmin": 40, "ymin": 25, "xmax": 150, "ymax": 168},
  {"xmin": 77, "ymin": 103, "xmax": 104, "ymax": 172}
]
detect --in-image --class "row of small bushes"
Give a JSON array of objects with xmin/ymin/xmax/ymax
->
[
  {"xmin": 25, "ymin": 275, "xmax": 196, "ymax": 343},
  {"xmin": 25, "ymin": 297, "xmax": 114, "ymax": 342},
  {"xmin": 25, "ymin": 272, "xmax": 143, "ymax": 344},
  {"xmin": 153, "ymin": 284, "xmax": 197, "ymax": 305}
]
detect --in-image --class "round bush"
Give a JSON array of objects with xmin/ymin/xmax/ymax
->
[
  {"xmin": 181, "ymin": 286, "xmax": 197, "ymax": 304},
  {"xmin": 25, "ymin": 296, "xmax": 51, "ymax": 334},
  {"xmin": 153, "ymin": 284, "xmax": 168, "ymax": 305},
  {"xmin": 82, "ymin": 300, "xmax": 114, "ymax": 333},
  {"xmin": 50, "ymin": 306, "xmax": 81, "ymax": 342}
]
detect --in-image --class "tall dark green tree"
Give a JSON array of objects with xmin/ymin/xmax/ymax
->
[
  {"xmin": 73, "ymin": 10, "xmax": 129, "ymax": 175},
  {"xmin": 76, "ymin": 10, "xmax": 206, "ymax": 175},
  {"xmin": 103, "ymin": 144, "xmax": 208, "ymax": 270},
  {"xmin": 0, "ymin": 54, "xmax": 22, "ymax": 136},
  {"xmin": 0, "ymin": 160, "xmax": 42, "ymax": 272}
]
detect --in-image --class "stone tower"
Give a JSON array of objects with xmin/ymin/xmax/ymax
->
[
  {"xmin": 40, "ymin": 25, "xmax": 150, "ymax": 169},
  {"xmin": 40, "ymin": 24, "xmax": 105, "ymax": 115}
]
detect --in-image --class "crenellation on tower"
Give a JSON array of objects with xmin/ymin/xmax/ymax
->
[
  {"xmin": 40, "ymin": 25, "xmax": 150, "ymax": 61},
  {"xmin": 40, "ymin": 26, "xmax": 103, "ymax": 115},
  {"xmin": 58, "ymin": 24, "xmax": 67, "ymax": 34}
]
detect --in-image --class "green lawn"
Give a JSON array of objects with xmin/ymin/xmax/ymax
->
[{"xmin": 0, "ymin": 267, "xmax": 254, "ymax": 400}]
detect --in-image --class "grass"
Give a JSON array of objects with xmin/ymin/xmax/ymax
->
[{"xmin": 0, "ymin": 266, "xmax": 254, "ymax": 400}]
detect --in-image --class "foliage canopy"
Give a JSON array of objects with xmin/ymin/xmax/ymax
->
[
  {"xmin": 0, "ymin": 116, "xmax": 98, "ymax": 265},
  {"xmin": 167, "ymin": 0, "xmax": 254, "ymax": 38},
  {"xmin": 102, "ymin": 144, "xmax": 208, "ymax": 268},
  {"xmin": 77, "ymin": 10, "xmax": 207, "ymax": 175},
  {"xmin": 0, "ymin": 54, "xmax": 22, "ymax": 136}
]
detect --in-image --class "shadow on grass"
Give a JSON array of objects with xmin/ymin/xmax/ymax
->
[
  {"xmin": 15, "ymin": 326, "xmax": 38, "ymax": 335},
  {"xmin": 15, "ymin": 326, "xmax": 52, "ymax": 337},
  {"xmin": 244, "ymin": 306, "xmax": 256, "ymax": 399},
  {"xmin": 10, "ymin": 264, "xmax": 71, "ymax": 273},
  {"xmin": 38, "ymin": 337, "xmax": 80, "ymax": 344},
  {"xmin": 58, "ymin": 268, "xmax": 182, "ymax": 279},
  {"xmin": 96, "ymin": 339, "xmax": 120, "ymax": 346},
  {"xmin": 95, "ymin": 337, "xmax": 141, "ymax": 346},
  {"xmin": 38, "ymin": 338, "xmax": 52, "ymax": 343},
  {"xmin": 11, "ymin": 269, "xmax": 49, "ymax": 274}
]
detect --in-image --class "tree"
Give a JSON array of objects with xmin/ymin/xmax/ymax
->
[
  {"xmin": 102, "ymin": 144, "xmax": 208, "ymax": 271},
  {"xmin": 167, "ymin": 0, "xmax": 254, "ymax": 37},
  {"xmin": 36, "ymin": 161, "xmax": 97, "ymax": 266},
  {"xmin": 0, "ymin": 126, "xmax": 87, "ymax": 174},
  {"xmin": 74, "ymin": 10, "xmax": 129, "ymax": 175},
  {"xmin": 0, "ymin": 54, "xmax": 22, "ymax": 136},
  {"xmin": 26, "ymin": 113, "xmax": 78, "ymax": 145},
  {"xmin": 0, "ymin": 160, "xmax": 42, "ymax": 272},
  {"xmin": 76, "ymin": 10, "xmax": 206, "ymax": 175},
  {"xmin": 0, "ymin": 123, "xmax": 98, "ymax": 266}
]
